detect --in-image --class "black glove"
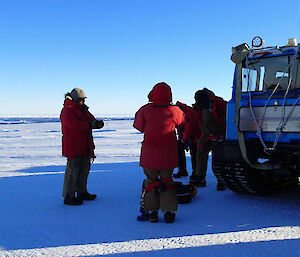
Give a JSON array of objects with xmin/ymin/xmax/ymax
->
[
  {"xmin": 90, "ymin": 119, "xmax": 104, "ymax": 129},
  {"xmin": 90, "ymin": 155, "xmax": 96, "ymax": 163},
  {"xmin": 181, "ymin": 139, "xmax": 190, "ymax": 151}
]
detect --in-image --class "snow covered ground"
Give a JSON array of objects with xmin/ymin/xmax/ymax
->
[{"xmin": 0, "ymin": 118, "xmax": 299, "ymax": 257}]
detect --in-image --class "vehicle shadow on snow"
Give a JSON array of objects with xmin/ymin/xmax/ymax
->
[{"xmin": 0, "ymin": 159, "xmax": 299, "ymax": 253}]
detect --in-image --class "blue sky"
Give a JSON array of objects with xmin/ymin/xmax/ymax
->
[{"xmin": 1, "ymin": 0, "xmax": 300, "ymax": 116}]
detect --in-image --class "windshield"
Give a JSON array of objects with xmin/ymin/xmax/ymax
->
[{"xmin": 241, "ymin": 54, "xmax": 300, "ymax": 92}]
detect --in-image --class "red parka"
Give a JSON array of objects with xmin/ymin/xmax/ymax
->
[
  {"xmin": 176, "ymin": 102, "xmax": 200, "ymax": 143},
  {"xmin": 60, "ymin": 97, "xmax": 96, "ymax": 159},
  {"xmin": 133, "ymin": 83, "xmax": 184, "ymax": 170}
]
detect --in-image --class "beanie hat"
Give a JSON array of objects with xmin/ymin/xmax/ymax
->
[{"xmin": 70, "ymin": 88, "xmax": 86, "ymax": 102}]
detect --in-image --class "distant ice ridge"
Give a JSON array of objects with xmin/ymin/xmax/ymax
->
[
  {"xmin": 0, "ymin": 114, "xmax": 134, "ymax": 125},
  {"xmin": 0, "ymin": 119, "xmax": 141, "ymax": 174},
  {"xmin": 0, "ymin": 117, "xmax": 60, "ymax": 125}
]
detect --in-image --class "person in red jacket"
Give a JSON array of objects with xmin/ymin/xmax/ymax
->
[
  {"xmin": 189, "ymin": 88, "xmax": 226, "ymax": 190},
  {"xmin": 60, "ymin": 88, "xmax": 104, "ymax": 205},
  {"xmin": 173, "ymin": 101, "xmax": 199, "ymax": 178},
  {"xmin": 133, "ymin": 82, "xmax": 184, "ymax": 223}
]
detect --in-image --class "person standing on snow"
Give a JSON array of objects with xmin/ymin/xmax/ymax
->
[
  {"xmin": 60, "ymin": 88, "xmax": 104, "ymax": 205},
  {"xmin": 189, "ymin": 88, "xmax": 227, "ymax": 190},
  {"xmin": 133, "ymin": 82, "xmax": 184, "ymax": 223},
  {"xmin": 173, "ymin": 101, "xmax": 199, "ymax": 179}
]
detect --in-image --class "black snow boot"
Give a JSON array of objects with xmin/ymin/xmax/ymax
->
[
  {"xmin": 78, "ymin": 192, "xmax": 97, "ymax": 200},
  {"xmin": 173, "ymin": 170, "xmax": 188, "ymax": 178},
  {"xmin": 147, "ymin": 211, "xmax": 158, "ymax": 223},
  {"xmin": 164, "ymin": 212, "xmax": 176, "ymax": 223},
  {"xmin": 64, "ymin": 196, "xmax": 83, "ymax": 205}
]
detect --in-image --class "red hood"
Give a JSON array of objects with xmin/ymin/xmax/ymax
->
[{"xmin": 148, "ymin": 82, "xmax": 172, "ymax": 105}]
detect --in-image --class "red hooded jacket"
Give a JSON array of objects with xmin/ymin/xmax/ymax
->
[
  {"xmin": 176, "ymin": 102, "xmax": 200, "ymax": 143},
  {"xmin": 60, "ymin": 97, "xmax": 96, "ymax": 159},
  {"xmin": 133, "ymin": 83, "xmax": 184, "ymax": 170}
]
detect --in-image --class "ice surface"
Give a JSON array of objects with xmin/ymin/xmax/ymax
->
[{"xmin": 0, "ymin": 118, "xmax": 299, "ymax": 256}]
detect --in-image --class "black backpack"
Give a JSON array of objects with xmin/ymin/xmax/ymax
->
[{"xmin": 175, "ymin": 181, "xmax": 197, "ymax": 204}]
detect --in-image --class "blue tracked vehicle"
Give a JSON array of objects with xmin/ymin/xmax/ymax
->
[{"xmin": 212, "ymin": 37, "xmax": 300, "ymax": 195}]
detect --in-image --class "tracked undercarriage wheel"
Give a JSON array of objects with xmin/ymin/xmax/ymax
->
[
  {"xmin": 211, "ymin": 141, "xmax": 299, "ymax": 195},
  {"xmin": 242, "ymin": 168, "xmax": 299, "ymax": 195},
  {"xmin": 212, "ymin": 162, "xmax": 249, "ymax": 194},
  {"xmin": 243, "ymin": 169, "xmax": 279, "ymax": 195},
  {"xmin": 213, "ymin": 162, "xmax": 298, "ymax": 195}
]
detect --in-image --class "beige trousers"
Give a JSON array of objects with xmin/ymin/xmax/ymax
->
[
  {"xmin": 143, "ymin": 168, "xmax": 177, "ymax": 213},
  {"xmin": 62, "ymin": 156, "xmax": 91, "ymax": 198},
  {"xmin": 195, "ymin": 109, "xmax": 224, "ymax": 179}
]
